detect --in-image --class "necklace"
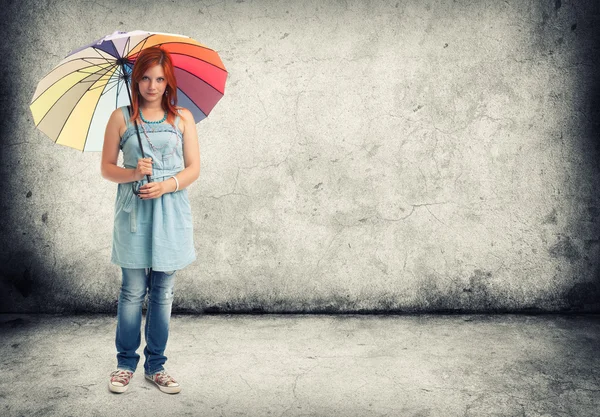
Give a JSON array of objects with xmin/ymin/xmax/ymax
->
[
  {"xmin": 139, "ymin": 119, "xmax": 181, "ymax": 157},
  {"xmin": 139, "ymin": 108, "xmax": 167, "ymax": 124}
]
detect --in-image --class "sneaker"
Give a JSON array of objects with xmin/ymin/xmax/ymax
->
[
  {"xmin": 145, "ymin": 370, "xmax": 181, "ymax": 394},
  {"xmin": 108, "ymin": 369, "xmax": 134, "ymax": 393}
]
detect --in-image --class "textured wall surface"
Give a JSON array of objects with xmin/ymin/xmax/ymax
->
[{"xmin": 1, "ymin": 0, "xmax": 599, "ymax": 313}]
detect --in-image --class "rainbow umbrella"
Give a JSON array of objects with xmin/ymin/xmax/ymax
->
[{"xmin": 30, "ymin": 30, "xmax": 227, "ymax": 152}]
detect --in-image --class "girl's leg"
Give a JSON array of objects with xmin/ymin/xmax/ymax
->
[
  {"xmin": 143, "ymin": 269, "xmax": 176, "ymax": 375},
  {"xmin": 115, "ymin": 267, "xmax": 149, "ymax": 372}
]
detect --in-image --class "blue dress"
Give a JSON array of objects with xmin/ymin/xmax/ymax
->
[{"xmin": 111, "ymin": 106, "xmax": 196, "ymax": 271}]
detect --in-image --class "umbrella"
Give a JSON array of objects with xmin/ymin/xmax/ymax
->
[{"xmin": 30, "ymin": 30, "xmax": 227, "ymax": 151}]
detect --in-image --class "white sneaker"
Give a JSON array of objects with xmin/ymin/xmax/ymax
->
[
  {"xmin": 108, "ymin": 369, "xmax": 134, "ymax": 393},
  {"xmin": 145, "ymin": 370, "xmax": 181, "ymax": 394}
]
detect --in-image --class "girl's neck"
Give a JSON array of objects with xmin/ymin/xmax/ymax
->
[{"xmin": 139, "ymin": 101, "xmax": 164, "ymax": 113}]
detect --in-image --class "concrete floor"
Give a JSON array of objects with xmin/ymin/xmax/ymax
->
[{"xmin": 0, "ymin": 314, "xmax": 599, "ymax": 417}]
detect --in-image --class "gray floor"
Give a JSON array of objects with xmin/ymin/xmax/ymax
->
[{"xmin": 1, "ymin": 314, "xmax": 599, "ymax": 417}]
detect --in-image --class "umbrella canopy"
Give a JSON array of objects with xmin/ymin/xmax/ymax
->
[{"xmin": 30, "ymin": 30, "xmax": 227, "ymax": 151}]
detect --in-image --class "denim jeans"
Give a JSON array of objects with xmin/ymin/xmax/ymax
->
[{"xmin": 115, "ymin": 267, "xmax": 176, "ymax": 375}]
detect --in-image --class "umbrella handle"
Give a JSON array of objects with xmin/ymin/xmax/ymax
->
[
  {"xmin": 128, "ymin": 105, "xmax": 153, "ymax": 184},
  {"xmin": 128, "ymin": 107, "xmax": 152, "ymax": 196},
  {"xmin": 133, "ymin": 120, "xmax": 153, "ymax": 186}
]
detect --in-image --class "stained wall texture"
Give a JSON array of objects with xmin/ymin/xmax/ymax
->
[{"xmin": 1, "ymin": 0, "xmax": 599, "ymax": 313}]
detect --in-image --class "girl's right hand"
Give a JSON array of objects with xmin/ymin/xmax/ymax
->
[{"xmin": 134, "ymin": 157, "xmax": 153, "ymax": 181}]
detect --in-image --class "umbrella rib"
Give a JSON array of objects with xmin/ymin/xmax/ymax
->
[
  {"xmin": 53, "ymin": 67, "xmax": 118, "ymax": 152},
  {"xmin": 76, "ymin": 67, "xmax": 109, "ymax": 75},
  {"xmin": 89, "ymin": 79, "xmax": 116, "ymax": 93},
  {"xmin": 174, "ymin": 66, "xmax": 225, "ymax": 96},
  {"xmin": 31, "ymin": 61, "xmax": 117, "ymax": 105},
  {"xmin": 65, "ymin": 63, "xmax": 121, "ymax": 96},
  {"xmin": 126, "ymin": 41, "xmax": 226, "ymax": 72},
  {"xmin": 80, "ymin": 56, "xmax": 111, "ymax": 68},
  {"xmin": 89, "ymin": 46, "xmax": 117, "ymax": 67},
  {"xmin": 126, "ymin": 35, "xmax": 165, "ymax": 56},
  {"xmin": 49, "ymin": 46, "xmax": 115, "ymax": 75},
  {"xmin": 124, "ymin": 37, "xmax": 228, "ymax": 77},
  {"xmin": 31, "ymin": 63, "xmax": 115, "ymax": 110},
  {"xmin": 169, "ymin": 51, "xmax": 228, "ymax": 73},
  {"xmin": 37, "ymin": 65, "xmax": 117, "ymax": 137},
  {"xmin": 177, "ymin": 87, "xmax": 207, "ymax": 120},
  {"xmin": 117, "ymin": 75, "xmax": 124, "ymax": 97},
  {"xmin": 123, "ymin": 36, "xmax": 132, "ymax": 57},
  {"xmin": 74, "ymin": 65, "xmax": 116, "ymax": 88},
  {"xmin": 80, "ymin": 77, "xmax": 117, "ymax": 153},
  {"xmin": 126, "ymin": 37, "xmax": 222, "ymax": 60},
  {"xmin": 79, "ymin": 77, "xmax": 114, "ymax": 88},
  {"xmin": 127, "ymin": 36, "xmax": 151, "ymax": 58},
  {"xmin": 116, "ymin": 77, "xmax": 125, "ymax": 109},
  {"xmin": 81, "ymin": 66, "xmax": 127, "ymax": 151},
  {"xmin": 96, "ymin": 76, "xmax": 122, "ymax": 95},
  {"xmin": 54, "ymin": 46, "xmax": 116, "ymax": 70},
  {"xmin": 76, "ymin": 61, "xmax": 118, "ymax": 76},
  {"xmin": 153, "ymin": 40, "xmax": 220, "ymax": 54}
]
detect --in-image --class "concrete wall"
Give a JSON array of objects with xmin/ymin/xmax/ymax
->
[{"xmin": 1, "ymin": 0, "xmax": 599, "ymax": 313}]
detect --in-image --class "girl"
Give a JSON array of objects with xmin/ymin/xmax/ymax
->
[{"xmin": 101, "ymin": 46, "xmax": 199, "ymax": 394}]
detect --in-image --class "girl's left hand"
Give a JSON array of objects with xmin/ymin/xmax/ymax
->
[{"xmin": 138, "ymin": 182, "xmax": 165, "ymax": 200}]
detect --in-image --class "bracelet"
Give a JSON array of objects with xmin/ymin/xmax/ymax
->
[{"xmin": 171, "ymin": 176, "xmax": 179, "ymax": 192}]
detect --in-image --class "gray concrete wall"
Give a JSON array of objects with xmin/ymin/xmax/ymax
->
[{"xmin": 1, "ymin": 0, "xmax": 599, "ymax": 313}]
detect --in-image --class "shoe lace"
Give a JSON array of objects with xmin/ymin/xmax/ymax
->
[
  {"xmin": 110, "ymin": 370, "xmax": 132, "ymax": 384},
  {"xmin": 155, "ymin": 370, "xmax": 178, "ymax": 386}
]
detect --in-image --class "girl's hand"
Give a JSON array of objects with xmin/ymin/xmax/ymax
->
[
  {"xmin": 134, "ymin": 157, "xmax": 153, "ymax": 181},
  {"xmin": 138, "ymin": 181, "xmax": 165, "ymax": 200}
]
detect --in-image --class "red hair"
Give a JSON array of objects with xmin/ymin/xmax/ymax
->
[{"xmin": 129, "ymin": 46, "xmax": 183, "ymax": 126}]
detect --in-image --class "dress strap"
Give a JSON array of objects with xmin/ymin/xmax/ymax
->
[
  {"xmin": 119, "ymin": 106, "xmax": 136, "ymax": 149},
  {"xmin": 175, "ymin": 109, "xmax": 181, "ymax": 128},
  {"xmin": 174, "ymin": 109, "xmax": 182, "ymax": 136},
  {"xmin": 120, "ymin": 106, "xmax": 133, "ymax": 129}
]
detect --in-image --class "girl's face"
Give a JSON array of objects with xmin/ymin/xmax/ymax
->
[{"xmin": 138, "ymin": 64, "xmax": 167, "ymax": 105}]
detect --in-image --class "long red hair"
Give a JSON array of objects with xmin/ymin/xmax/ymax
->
[{"xmin": 128, "ymin": 46, "xmax": 183, "ymax": 126}]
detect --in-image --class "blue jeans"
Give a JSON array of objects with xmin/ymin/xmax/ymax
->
[{"xmin": 115, "ymin": 267, "xmax": 176, "ymax": 375}]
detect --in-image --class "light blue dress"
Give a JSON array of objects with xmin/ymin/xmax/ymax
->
[{"xmin": 111, "ymin": 106, "xmax": 196, "ymax": 271}]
